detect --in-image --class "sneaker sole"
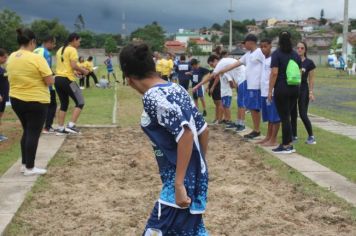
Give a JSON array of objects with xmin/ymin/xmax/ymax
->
[{"xmin": 272, "ymin": 150, "xmax": 294, "ymax": 154}]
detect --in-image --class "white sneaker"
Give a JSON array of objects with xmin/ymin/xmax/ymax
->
[
  {"xmin": 80, "ymin": 86, "xmax": 85, "ymax": 90},
  {"xmin": 95, "ymin": 83, "xmax": 101, "ymax": 88},
  {"xmin": 23, "ymin": 167, "xmax": 47, "ymax": 176},
  {"xmin": 20, "ymin": 165, "xmax": 26, "ymax": 173}
]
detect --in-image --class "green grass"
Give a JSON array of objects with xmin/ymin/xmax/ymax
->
[
  {"xmin": 310, "ymin": 67, "xmax": 356, "ymax": 126},
  {"xmin": 258, "ymin": 147, "xmax": 356, "ymax": 221},
  {"xmin": 65, "ymin": 65, "xmax": 116, "ymax": 125},
  {"xmin": 0, "ymin": 143, "xmax": 21, "ymax": 176}
]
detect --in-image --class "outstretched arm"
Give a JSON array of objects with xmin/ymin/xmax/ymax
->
[{"xmin": 213, "ymin": 61, "xmax": 242, "ymax": 76}]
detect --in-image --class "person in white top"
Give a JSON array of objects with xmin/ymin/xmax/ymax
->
[
  {"xmin": 208, "ymin": 56, "xmax": 236, "ymax": 125},
  {"xmin": 211, "ymin": 34, "xmax": 264, "ymax": 139},
  {"xmin": 257, "ymin": 39, "xmax": 280, "ymax": 146}
]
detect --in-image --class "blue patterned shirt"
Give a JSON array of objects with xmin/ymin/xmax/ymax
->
[{"xmin": 141, "ymin": 82, "xmax": 208, "ymax": 214}]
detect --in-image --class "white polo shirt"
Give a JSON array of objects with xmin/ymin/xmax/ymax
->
[{"xmin": 261, "ymin": 56, "xmax": 272, "ymax": 97}]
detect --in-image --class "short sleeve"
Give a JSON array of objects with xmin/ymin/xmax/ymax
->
[
  {"xmin": 271, "ymin": 51, "xmax": 279, "ymax": 68},
  {"xmin": 240, "ymin": 53, "xmax": 247, "ymax": 65},
  {"xmin": 258, "ymin": 49, "xmax": 266, "ymax": 62},
  {"xmin": 156, "ymin": 101, "xmax": 191, "ymax": 142},
  {"xmin": 200, "ymin": 67, "xmax": 210, "ymax": 76},
  {"xmin": 309, "ymin": 59, "xmax": 316, "ymax": 71},
  {"xmin": 68, "ymin": 47, "xmax": 78, "ymax": 62},
  {"xmin": 36, "ymin": 56, "xmax": 53, "ymax": 77},
  {"xmin": 192, "ymin": 106, "xmax": 207, "ymax": 135}
]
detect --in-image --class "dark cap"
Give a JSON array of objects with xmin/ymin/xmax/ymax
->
[
  {"xmin": 243, "ymin": 34, "xmax": 258, "ymax": 43},
  {"xmin": 190, "ymin": 58, "xmax": 200, "ymax": 65}
]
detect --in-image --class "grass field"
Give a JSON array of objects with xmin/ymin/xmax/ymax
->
[
  {"xmin": 0, "ymin": 65, "xmax": 117, "ymax": 177},
  {"xmin": 310, "ymin": 67, "xmax": 356, "ymax": 126}
]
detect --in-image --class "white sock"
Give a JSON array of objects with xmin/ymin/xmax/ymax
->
[{"xmin": 68, "ymin": 122, "xmax": 75, "ymax": 128}]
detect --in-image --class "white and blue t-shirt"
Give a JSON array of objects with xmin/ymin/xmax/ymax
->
[{"xmin": 141, "ymin": 82, "xmax": 208, "ymax": 214}]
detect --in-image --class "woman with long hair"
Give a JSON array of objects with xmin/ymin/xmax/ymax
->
[
  {"xmin": 7, "ymin": 29, "xmax": 54, "ymax": 175},
  {"xmin": 291, "ymin": 42, "xmax": 316, "ymax": 144},
  {"xmin": 268, "ymin": 31, "xmax": 302, "ymax": 154},
  {"xmin": 55, "ymin": 33, "xmax": 89, "ymax": 135}
]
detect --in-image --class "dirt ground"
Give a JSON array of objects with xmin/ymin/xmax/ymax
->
[{"xmin": 7, "ymin": 126, "xmax": 356, "ymax": 236}]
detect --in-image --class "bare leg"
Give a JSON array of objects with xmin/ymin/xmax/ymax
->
[
  {"xmin": 263, "ymin": 123, "xmax": 280, "ymax": 146},
  {"xmin": 58, "ymin": 110, "xmax": 66, "ymax": 127},
  {"xmin": 224, "ymin": 107, "xmax": 231, "ymax": 121},
  {"xmin": 201, "ymin": 98, "xmax": 206, "ymax": 111},
  {"xmin": 70, "ymin": 108, "xmax": 82, "ymax": 124},
  {"xmin": 238, "ymin": 107, "xmax": 246, "ymax": 121},
  {"xmin": 257, "ymin": 123, "xmax": 272, "ymax": 144},
  {"xmin": 251, "ymin": 110, "xmax": 261, "ymax": 132},
  {"xmin": 194, "ymin": 99, "xmax": 199, "ymax": 109}
]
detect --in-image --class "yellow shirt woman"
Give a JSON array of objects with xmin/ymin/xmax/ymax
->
[
  {"xmin": 56, "ymin": 45, "xmax": 79, "ymax": 81},
  {"xmin": 83, "ymin": 60, "xmax": 94, "ymax": 72},
  {"xmin": 7, "ymin": 49, "xmax": 53, "ymax": 104}
]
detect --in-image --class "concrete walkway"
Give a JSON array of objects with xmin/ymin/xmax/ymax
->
[
  {"xmin": 235, "ymin": 127, "xmax": 356, "ymax": 207},
  {"xmin": 0, "ymin": 135, "xmax": 65, "ymax": 235},
  {"xmin": 309, "ymin": 114, "xmax": 356, "ymax": 140}
]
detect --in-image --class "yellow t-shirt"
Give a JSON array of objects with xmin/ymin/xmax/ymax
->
[
  {"xmin": 55, "ymin": 46, "xmax": 79, "ymax": 81},
  {"xmin": 156, "ymin": 58, "xmax": 173, "ymax": 76},
  {"xmin": 83, "ymin": 61, "xmax": 94, "ymax": 72},
  {"xmin": 7, "ymin": 50, "xmax": 52, "ymax": 104}
]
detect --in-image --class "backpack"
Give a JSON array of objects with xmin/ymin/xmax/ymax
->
[{"xmin": 286, "ymin": 59, "xmax": 301, "ymax": 85}]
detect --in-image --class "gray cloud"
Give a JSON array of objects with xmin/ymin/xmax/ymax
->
[{"xmin": 1, "ymin": 0, "xmax": 355, "ymax": 33}]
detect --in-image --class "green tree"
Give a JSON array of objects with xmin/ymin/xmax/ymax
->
[
  {"xmin": 78, "ymin": 30, "xmax": 95, "ymax": 48},
  {"xmin": 211, "ymin": 23, "xmax": 222, "ymax": 31},
  {"xmin": 0, "ymin": 9, "xmax": 23, "ymax": 52},
  {"xmin": 130, "ymin": 22, "xmax": 165, "ymax": 52},
  {"xmin": 187, "ymin": 41, "xmax": 207, "ymax": 56},
  {"xmin": 104, "ymin": 36, "xmax": 117, "ymax": 53},
  {"xmin": 320, "ymin": 9, "xmax": 327, "ymax": 26},
  {"xmin": 350, "ymin": 19, "xmax": 356, "ymax": 30},
  {"xmin": 259, "ymin": 27, "xmax": 301, "ymax": 46},
  {"xmin": 30, "ymin": 19, "xmax": 69, "ymax": 47},
  {"xmin": 330, "ymin": 23, "xmax": 343, "ymax": 34}
]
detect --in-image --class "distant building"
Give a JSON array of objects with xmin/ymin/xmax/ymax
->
[
  {"xmin": 189, "ymin": 38, "xmax": 213, "ymax": 53},
  {"xmin": 164, "ymin": 41, "xmax": 186, "ymax": 54},
  {"xmin": 175, "ymin": 29, "xmax": 211, "ymax": 44},
  {"xmin": 267, "ymin": 18, "xmax": 278, "ymax": 27},
  {"xmin": 304, "ymin": 32, "xmax": 335, "ymax": 52}
]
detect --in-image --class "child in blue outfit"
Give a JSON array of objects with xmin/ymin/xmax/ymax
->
[{"xmin": 120, "ymin": 43, "xmax": 209, "ymax": 236}]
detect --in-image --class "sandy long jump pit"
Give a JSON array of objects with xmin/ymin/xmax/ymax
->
[{"xmin": 6, "ymin": 126, "xmax": 356, "ymax": 236}]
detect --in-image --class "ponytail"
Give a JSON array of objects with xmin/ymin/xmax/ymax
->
[
  {"xmin": 61, "ymin": 33, "xmax": 80, "ymax": 62},
  {"xmin": 16, "ymin": 28, "xmax": 36, "ymax": 46}
]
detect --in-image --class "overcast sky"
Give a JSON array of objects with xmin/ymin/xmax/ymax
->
[{"xmin": 1, "ymin": 0, "xmax": 355, "ymax": 34}]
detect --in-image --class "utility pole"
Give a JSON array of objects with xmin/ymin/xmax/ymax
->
[
  {"xmin": 342, "ymin": 0, "xmax": 349, "ymax": 61},
  {"xmin": 228, "ymin": 0, "xmax": 234, "ymax": 52}
]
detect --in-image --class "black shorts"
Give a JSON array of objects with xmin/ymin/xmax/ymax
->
[{"xmin": 208, "ymin": 79, "xmax": 221, "ymax": 101}]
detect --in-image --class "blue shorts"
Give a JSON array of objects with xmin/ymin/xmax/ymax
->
[
  {"xmin": 144, "ymin": 202, "xmax": 208, "ymax": 236},
  {"xmin": 107, "ymin": 68, "xmax": 114, "ymax": 73},
  {"xmin": 221, "ymin": 96, "xmax": 232, "ymax": 108},
  {"xmin": 246, "ymin": 89, "xmax": 261, "ymax": 111},
  {"xmin": 193, "ymin": 85, "xmax": 204, "ymax": 100},
  {"xmin": 261, "ymin": 96, "xmax": 280, "ymax": 123},
  {"xmin": 237, "ymin": 81, "xmax": 248, "ymax": 108}
]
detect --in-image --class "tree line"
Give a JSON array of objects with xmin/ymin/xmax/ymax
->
[{"xmin": 0, "ymin": 9, "xmax": 122, "ymax": 53}]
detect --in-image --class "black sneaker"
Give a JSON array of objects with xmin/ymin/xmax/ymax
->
[
  {"xmin": 225, "ymin": 122, "xmax": 237, "ymax": 130},
  {"xmin": 56, "ymin": 128, "xmax": 70, "ymax": 136},
  {"xmin": 202, "ymin": 110, "xmax": 207, "ymax": 117},
  {"xmin": 272, "ymin": 145, "xmax": 296, "ymax": 154},
  {"xmin": 66, "ymin": 125, "xmax": 80, "ymax": 134},
  {"xmin": 235, "ymin": 124, "xmax": 246, "ymax": 132},
  {"xmin": 243, "ymin": 131, "xmax": 261, "ymax": 139}
]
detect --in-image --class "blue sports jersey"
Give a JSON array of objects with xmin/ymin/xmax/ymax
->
[
  {"xmin": 34, "ymin": 47, "xmax": 52, "ymax": 67},
  {"xmin": 105, "ymin": 58, "xmax": 113, "ymax": 70},
  {"xmin": 141, "ymin": 82, "xmax": 208, "ymax": 214},
  {"xmin": 34, "ymin": 46, "xmax": 53, "ymax": 90}
]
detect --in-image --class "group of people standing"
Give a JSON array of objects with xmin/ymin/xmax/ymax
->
[
  {"xmin": 192, "ymin": 32, "xmax": 317, "ymax": 154},
  {"xmin": 0, "ymin": 28, "xmax": 91, "ymax": 176}
]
